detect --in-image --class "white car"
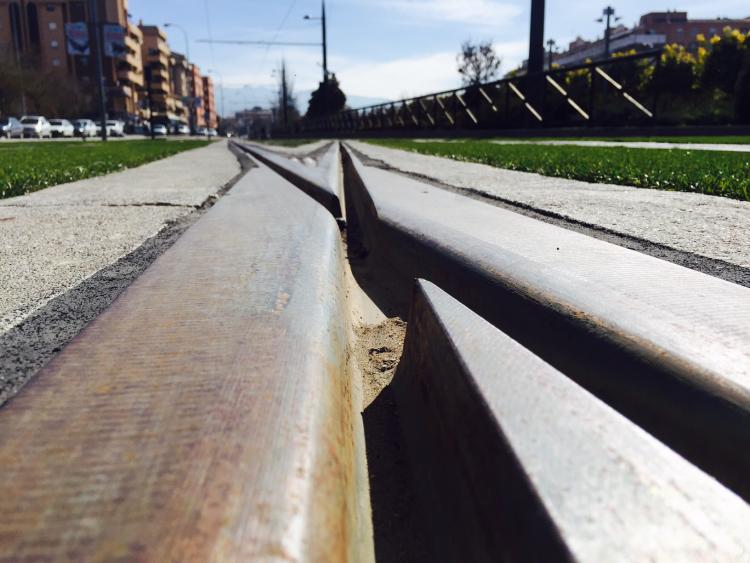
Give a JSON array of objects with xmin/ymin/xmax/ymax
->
[
  {"xmin": 48, "ymin": 119, "xmax": 74, "ymax": 138},
  {"xmin": 20, "ymin": 116, "xmax": 51, "ymax": 139},
  {"xmin": 176, "ymin": 123, "xmax": 190, "ymax": 135},
  {"xmin": 207, "ymin": 128, "xmax": 218, "ymax": 137},
  {"xmin": 152, "ymin": 124, "xmax": 168, "ymax": 136},
  {"xmin": 73, "ymin": 119, "xmax": 97, "ymax": 137},
  {"xmin": 106, "ymin": 120, "xmax": 125, "ymax": 137}
]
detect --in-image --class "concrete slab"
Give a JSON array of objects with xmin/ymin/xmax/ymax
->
[
  {"xmin": 349, "ymin": 141, "xmax": 750, "ymax": 269},
  {"xmin": 0, "ymin": 205, "xmax": 179, "ymax": 332},
  {"xmin": 491, "ymin": 139, "xmax": 750, "ymax": 152},
  {"xmin": 3, "ymin": 140, "xmax": 238, "ymax": 207},
  {"xmin": 0, "ymin": 140, "xmax": 241, "ymax": 404}
]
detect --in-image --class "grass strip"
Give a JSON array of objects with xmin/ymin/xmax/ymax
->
[
  {"xmin": 368, "ymin": 139, "xmax": 750, "ymax": 201},
  {"xmin": 490, "ymin": 136, "xmax": 750, "ymax": 145},
  {"xmin": 0, "ymin": 139, "xmax": 210, "ymax": 199}
]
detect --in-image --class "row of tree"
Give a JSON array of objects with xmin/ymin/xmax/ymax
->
[{"xmin": 0, "ymin": 54, "xmax": 95, "ymax": 118}]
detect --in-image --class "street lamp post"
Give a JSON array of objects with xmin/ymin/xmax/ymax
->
[
  {"xmin": 546, "ymin": 38, "xmax": 557, "ymax": 70},
  {"xmin": 164, "ymin": 22, "xmax": 194, "ymax": 132},
  {"xmin": 597, "ymin": 6, "xmax": 621, "ymax": 58}
]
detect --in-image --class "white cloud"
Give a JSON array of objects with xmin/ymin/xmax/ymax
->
[
  {"xmin": 377, "ymin": 0, "xmax": 522, "ymax": 28},
  {"xmin": 336, "ymin": 40, "xmax": 528, "ymax": 101}
]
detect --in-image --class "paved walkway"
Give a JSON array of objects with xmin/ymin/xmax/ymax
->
[
  {"xmin": 490, "ymin": 139, "xmax": 750, "ymax": 152},
  {"xmin": 0, "ymin": 141, "xmax": 240, "ymax": 403},
  {"xmin": 349, "ymin": 141, "xmax": 750, "ymax": 269}
]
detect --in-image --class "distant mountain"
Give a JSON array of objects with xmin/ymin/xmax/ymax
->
[{"xmin": 219, "ymin": 85, "xmax": 389, "ymax": 117}]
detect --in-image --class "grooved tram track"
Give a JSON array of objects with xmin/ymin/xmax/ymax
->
[{"xmin": 0, "ymin": 140, "xmax": 748, "ymax": 561}]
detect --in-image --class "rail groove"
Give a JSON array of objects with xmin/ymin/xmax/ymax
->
[
  {"xmin": 235, "ymin": 141, "xmax": 343, "ymax": 219},
  {"xmin": 341, "ymin": 143, "xmax": 750, "ymax": 502}
]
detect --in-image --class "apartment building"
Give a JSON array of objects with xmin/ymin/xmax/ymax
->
[
  {"xmin": 0, "ymin": 0, "xmax": 145, "ymax": 122},
  {"xmin": 140, "ymin": 24, "xmax": 175, "ymax": 125},
  {"xmin": 550, "ymin": 10, "xmax": 750, "ymax": 68},
  {"xmin": 169, "ymin": 51, "xmax": 191, "ymax": 126},
  {"xmin": 202, "ymin": 75, "xmax": 217, "ymax": 129},
  {"xmin": 639, "ymin": 11, "xmax": 750, "ymax": 50},
  {"xmin": 189, "ymin": 61, "xmax": 205, "ymax": 128}
]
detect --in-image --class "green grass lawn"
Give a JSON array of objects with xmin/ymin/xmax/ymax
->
[
  {"xmin": 369, "ymin": 139, "xmax": 750, "ymax": 201},
  {"xmin": 0, "ymin": 139, "xmax": 210, "ymax": 199},
  {"xmin": 491, "ymin": 136, "xmax": 750, "ymax": 145}
]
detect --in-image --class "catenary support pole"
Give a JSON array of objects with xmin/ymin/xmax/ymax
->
[{"xmin": 89, "ymin": 0, "xmax": 107, "ymax": 141}]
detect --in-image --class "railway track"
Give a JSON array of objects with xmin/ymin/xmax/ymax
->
[{"xmin": 0, "ymin": 140, "xmax": 748, "ymax": 561}]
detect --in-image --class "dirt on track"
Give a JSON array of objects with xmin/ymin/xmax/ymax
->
[{"xmin": 354, "ymin": 318, "xmax": 407, "ymax": 409}]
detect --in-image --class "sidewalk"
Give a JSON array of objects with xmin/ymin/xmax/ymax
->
[{"xmin": 0, "ymin": 140, "xmax": 241, "ymax": 403}]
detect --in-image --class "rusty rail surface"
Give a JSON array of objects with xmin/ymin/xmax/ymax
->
[
  {"xmin": 236, "ymin": 142, "xmax": 343, "ymax": 219},
  {"xmin": 0, "ymin": 161, "xmax": 372, "ymax": 561},
  {"xmin": 341, "ymin": 144, "xmax": 750, "ymax": 502},
  {"xmin": 393, "ymin": 279, "xmax": 750, "ymax": 561}
]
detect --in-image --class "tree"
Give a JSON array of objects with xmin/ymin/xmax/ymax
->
[
  {"xmin": 700, "ymin": 27, "xmax": 748, "ymax": 94},
  {"xmin": 457, "ymin": 40, "xmax": 502, "ymax": 86},
  {"xmin": 272, "ymin": 59, "xmax": 299, "ymax": 127},
  {"xmin": 305, "ymin": 73, "xmax": 346, "ymax": 118}
]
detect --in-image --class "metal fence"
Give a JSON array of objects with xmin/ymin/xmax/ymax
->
[{"xmin": 294, "ymin": 49, "xmax": 724, "ymax": 135}]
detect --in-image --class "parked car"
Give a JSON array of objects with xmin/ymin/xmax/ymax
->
[
  {"xmin": 73, "ymin": 119, "xmax": 97, "ymax": 137},
  {"xmin": 20, "ymin": 116, "xmax": 51, "ymax": 139},
  {"xmin": 175, "ymin": 123, "xmax": 190, "ymax": 135},
  {"xmin": 194, "ymin": 126, "xmax": 208, "ymax": 136},
  {"xmin": 0, "ymin": 117, "xmax": 23, "ymax": 139},
  {"xmin": 152, "ymin": 124, "xmax": 168, "ymax": 136},
  {"xmin": 207, "ymin": 128, "xmax": 218, "ymax": 137},
  {"xmin": 48, "ymin": 119, "xmax": 75, "ymax": 138},
  {"xmin": 106, "ymin": 120, "xmax": 125, "ymax": 137}
]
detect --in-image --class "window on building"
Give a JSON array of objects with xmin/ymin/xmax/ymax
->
[
  {"xmin": 27, "ymin": 2, "xmax": 40, "ymax": 50},
  {"xmin": 51, "ymin": 40, "xmax": 58, "ymax": 48},
  {"xmin": 49, "ymin": 21, "xmax": 57, "ymax": 30},
  {"xmin": 9, "ymin": 3, "xmax": 23, "ymax": 52}
]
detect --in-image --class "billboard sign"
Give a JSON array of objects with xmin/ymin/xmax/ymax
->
[
  {"xmin": 65, "ymin": 22, "xmax": 90, "ymax": 56},
  {"xmin": 103, "ymin": 24, "xmax": 126, "ymax": 58}
]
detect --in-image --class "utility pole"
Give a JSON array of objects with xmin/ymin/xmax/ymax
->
[
  {"xmin": 281, "ymin": 62, "xmax": 289, "ymax": 127},
  {"xmin": 304, "ymin": 1, "xmax": 329, "ymax": 114},
  {"xmin": 89, "ymin": 0, "xmax": 108, "ymax": 141},
  {"xmin": 527, "ymin": 0, "xmax": 546, "ymax": 120},
  {"xmin": 145, "ymin": 65, "xmax": 156, "ymax": 140},
  {"xmin": 597, "ymin": 6, "xmax": 621, "ymax": 58},
  {"xmin": 321, "ymin": 1, "xmax": 328, "ymax": 85},
  {"xmin": 527, "ymin": 0, "xmax": 545, "ymax": 75},
  {"xmin": 10, "ymin": 5, "xmax": 27, "ymax": 114}
]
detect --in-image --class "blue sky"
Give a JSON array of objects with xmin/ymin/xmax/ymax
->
[{"xmin": 129, "ymin": 0, "xmax": 750, "ymax": 114}]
